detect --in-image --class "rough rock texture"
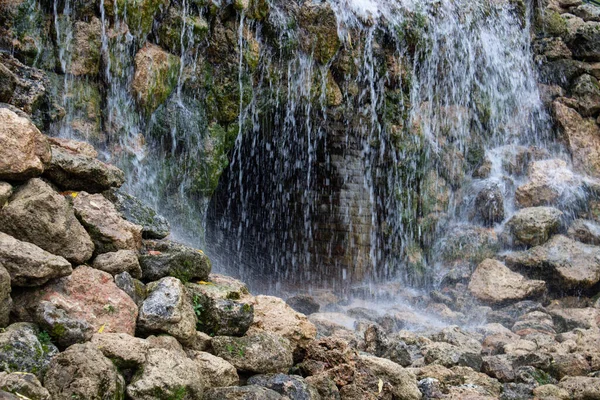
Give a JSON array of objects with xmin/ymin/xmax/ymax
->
[
  {"xmin": 550, "ymin": 307, "xmax": 600, "ymax": 332},
  {"xmin": 0, "ymin": 178, "xmax": 94, "ymax": 264},
  {"xmin": 515, "ymin": 159, "xmax": 581, "ymax": 208},
  {"xmin": 507, "ymin": 207, "xmax": 563, "ymax": 247},
  {"xmin": 553, "ymin": 100, "xmax": 600, "ymax": 177},
  {"xmin": 126, "ymin": 348, "xmax": 204, "ymax": 400},
  {"xmin": 137, "ymin": 277, "xmax": 197, "ymax": 344},
  {"xmin": 44, "ymin": 342, "xmax": 125, "ymax": 400},
  {"xmin": 286, "ymin": 295, "xmax": 320, "ymax": 316},
  {"xmin": 468, "ymin": 259, "xmax": 546, "ymax": 304},
  {"xmin": 69, "ymin": 18, "xmax": 102, "ymax": 76},
  {"xmin": 248, "ymin": 295, "xmax": 317, "ymax": 352},
  {"xmin": 356, "ymin": 355, "xmax": 421, "ymax": 400},
  {"xmin": 0, "ymin": 323, "xmax": 59, "ymax": 378},
  {"xmin": 247, "ymin": 374, "xmax": 320, "ymax": 400},
  {"xmin": 0, "ymin": 182, "xmax": 12, "ymax": 205},
  {"xmin": 0, "ymin": 105, "xmax": 50, "ymax": 180},
  {"xmin": 114, "ymin": 271, "xmax": 147, "ymax": 306},
  {"xmin": 107, "ymin": 190, "xmax": 170, "ymax": 239},
  {"xmin": 48, "ymin": 137, "xmax": 98, "ymax": 158},
  {"xmin": 131, "ymin": 44, "xmax": 180, "ymax": 115},
  {"xmin": 504, "ymin": 235, "xmax": 600, "ymax": 290},
  {"xmin": 0, "ymin": 232, "xmax": 72, "ymax": 286},
  {"xmin": 12, "ymin": 266, "xmax": 138, "ymax": 347},
  {"xmin": 186, "ymin": 281, "xmax": 254, "ymax": 337},
  {"xmin": 558, "ymin": 376, "xmax": 600, "ymax": 400},
  {"xmin": 203, "ymin": 385, "xmax": 284, "ymax": 400},
  {"xmin": 73, "ymin": 192, "xmax": 142, "ymax": 254},
  {"xmin": 0, "ymin": 372, "xmax": 50, "ymax": 400},
  {"xmin": 188, "ymin": 351, "xmax": 239, "ymax": 389},
  {"xmin": 568, "ymin": 219, "xmax": 600, "ymax": 245},
  {"xmin": 0, "ymin": 265, "xmax": 10, "ymax": 327},
  {"xmin": 139, "ymin": 240, "xmax": 211, "ymax": 282},
  {"xmin": 90, "ymin": 333, "xmax": 149, "ymax": 369},
  {"xmin": 212, "ymin": 332, "xmax": 294, "ymax": 374},
  {"xmin": 92, "ymin": 250, "xmax": 143, "ymax": 279},
  {"xmin": 44, "ymin": 144, "xmax": 125, "ymax": 192},
  {"xmin": 473, "ymin": 184, "xmax": 505, "ymax": 226}
]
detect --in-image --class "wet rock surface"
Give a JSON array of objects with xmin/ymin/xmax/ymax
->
[{"xmin": 139, "ymin": 239, "xmax": 211, "ymax": 282}]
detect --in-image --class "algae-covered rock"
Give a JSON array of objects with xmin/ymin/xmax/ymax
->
[
  {"xmin": 507, "ymin": 207, "xmax": 563, "ymax": 247},
  {"xmin": 131, "ymin": 43, "xmax": 180, "ymax": 116},
  {"xmin": 139, "ymin": 239, "xmax": 211, "ymax": 282},
  {"xmin": 106, "ymin": 190, "xmax": 170, "ymax": 239},
  {"xmin": 212, "ymin": 332, "xmax": 294, "ymax": 374},
  {"xmin": 298, "ymin": 1, "xmax": 340, "ymax": 64},
  {"xmin": 44, "ymin": 342, "xmax": 126, "ymax": 400},
  {"xmin": 156, "ymin": 6, "xmax": 208, "ymax": 54},
  {"xmin": 104, "ymin": 0, "xmax": 168, "ymax": 40},
  {"xmin": 69, "ymin": 18, "xmax": 102, "ymax": 76},
  {"xmin": 0, "ymin": 323, "xmax": 58, "ymax": 379},
  {"xmin": 115, "ymin": 271, "xmax": 147, "ymax": 306}
]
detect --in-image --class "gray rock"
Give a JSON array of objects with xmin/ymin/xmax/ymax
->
[
  {"xmin": 247, "ymin": 374, "xmax": 321, "ymax": 400},
  {"xmin": 567, "ymin": 21, "xmax": 600, "ymax": 61},
  {"xmin": 473, "ymin": 184, "xmax": 505, "ymax": 227},
  {"xmin": 304, "ymin": 375, "xmax": 340, "ymax": 400},
  {"xmin": 203, "ymin": 385, "xmax": 284, "ymax": 400},
  {"xmin": 0, "ymin": 105, "xmax": 51, "ymax": 181},
  {"xmin": 423, "ymin": 341, "xmax": 483, "ymax": 370},
  {"xmin": 286, "ymin": 295, "xmax": 320, "ymax": 315},
  {"xmin": 126, "ymin": 348, "xmax": 204, "ymax": 400},
  {"xmin": 357, "ymin": 354, "xmax": 422, "ymax": 400},
  {"xmin": 568, "ymin": 219, "xmax": 600, "ymax": 245},
  {"xmin": 0, "ymin": 390, "xmax": 19, "ymax": 399},
  {"xmin": 0, "ymin": 372, "xmax": 50, "ymax": 400},
  {"xmin": 187, "ymin": 351, "xmax": 239, "ymax": 389},
  {"xmin": 186, "ymin": 282, "xmax": 253, "ymax": 337},
  {"xmin": 0, "ymin": 178, "xmax": 94, "ymax": 264},
  {"xmin": 139, "ymin": 240, "xmax": 211, "ymax": 282},
  {"xmin": 437, "ymin": 224, "xmax": 500, "ymax": 265},
  {"xmin": 0, "ymin": 266, "xmax": 10, "ymax": 328},
  {"xmin": 549, "ymin": 307, "xmax": 600, "ymax": 332},
  {"xmin": 558, "ymin": 376, "xmax": 600, "ymax": 400},
  {"xmin": 0, "ymin": 323, "xmax": 59, "ymax": 379},
  {"xmin": 506, "ymin": 207, "xmax": 563, "ymax": 247},
  {"xmin": 107, "ymin": 190, "xmax": 170, "ymax": 239},
  {"xmin": 212, "ymin": 332, "xmax": 294, "ymax": 374},
  {"xmin": 0, "ymin": 182, "xmax": 11, "ymax": 205},
  {"xmin": 115, "ymin": 271, "xmax": 147, "ymax": 306},
  {"xmin": 90, "ymin": 333, "xmax": 149, "ymax": 369},
  {"xmin": 482, "ymin": 355, "xmax": 515, "ymax": 382},
  {"xmin": 43, "ymin": 144, "xmax": 124, "ymax": 192},
  {"xmin": 34, "ymin": 301, "xmax": 93, "ymax": 348},
  {"xmin": 92, "ymin": 250, "xmax": 142, "ymax": 278},
  {"xmin": 73, "ymin": 192, "xmax": 142, "ymax": 254},
  {"xmin": 137, "ymin": 277, "xmax": 197, "ymax": 344},
  {"xmin": 44, "ymin": 342, "xmax": 125, "ymax": 400},
  {"xmin": 572, "ymin": 4, "xmax": 600, "ymax": 21},
  {"xmin": 504, "ymin": 235, "xmax": 600, "ymax": 290},
  {"xmin": 0, "ymin": 232, "xmax": 72, "ymax": 287}
]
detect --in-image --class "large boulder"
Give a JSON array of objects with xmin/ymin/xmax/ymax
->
[
  {"xmin": 0, "ymin": 266, "xmax": 10, "ymax": 328},
  {"xmin": 131, "ymin": 44, "xmax": 180, "ymax": 115},
  {"xmin": 0, "ymin": 372, "xmax": 50, "ymax": 400},
  {"xmin": 504, "ymin": 235, "xmax": 600, "ymax": 290},
  {"xmin": 247, "ymin": 374, "xmax": 320, "ymax": 399},
  {"xmin": 0, "ymin": 178, "xmax": 94, "ymax": 264},
  {"xmin": 73, "ymin": 192, "xmax": 142, "ymax": 254},
  {"xmin": 188, "ymin": 351, "xmax": 239, "ymax": 389},
  {"xmin": 515, "ymin": 159, "xmax": 581, "ymax": 208},
  {"xmin": 92, "ymin": 250, "xmax": 142, "ymax": 279},
  {"xmin": 357, "ymin": 355, "xmax": 421, "ymax": 400},
  {"xmin": 566, "ymin": 20, "xmax": 600, "ymax": 61},
  {"xmin": 0, "ymin": 323, "xmax": 59, "ymax": 379},
  {"xmin": 137, "ymin": 277, "xmax": 197, "ymax": 344},
  {"xmin": 506, "ymin": 207, "xmax": 563, "ymax": 247},
  {"xmin": 186, "ymin": 281, "xmax": 254, "ymax": 337},
  {"xmin": 44, "ymin": 342, "xmax": 125, "ymax": 400},
  {"xmin": 106, "ymin": 190, "xmax": 170, "ymax": 239},
  {"xmin": 126, "ymin": 348, "xmax": 204, "ymax": 400},
  {"xmin": 297, "ymin": 1, "xmax": 340, "ymax": 64},
  {"xmin": 44, "ymin": 143, "xmax": 125, "ymax": 193},
  {"xmin": 247, "ymin": 295, "xmax": 317, "ymax": 352},
  {"xmin": 437, "ymin": 224, "xmax": 500, "ymax": 265},
  {"xmin": 553, "ymin": 101, "xmax": 600, "ymax": 177},
  {"xmin": 12, "ymin": 266, "xmax": 138, "ymax": 347},
  {"xmin": 212, "ymin": 332, "xmax": 294, "ymax": 374},
  {"xmin": 558, "ymin": 376, "xmax": 600, "ymax": 400},
  {"xmin": 0, "ymin": 232, "xmax": 72, "ymax": 286},
  {"xmin": 139, "ymin": 240, "xmax": 211, "ymax": 282},
  {"xmin": 0, "ymin": 105, "xmax": 50, "ymax": 180},
  {"xmin": 468, "ymin": 259, "xmax": 546, "ymax": 304},
  {"xmin": 89, "ymin": 333, "xmax": 149, "ymax": 369}
]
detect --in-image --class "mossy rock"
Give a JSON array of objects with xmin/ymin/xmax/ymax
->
[
  {"xmin": 104, "ymin": 0, "xmax": 169, "ymax": 40},
  {"xmin": 536, "ymin": 9, "xmax": 568, "ymax": 38},
  {"xmin": 0, "ymin": 323, "xmax": 59, "ymax": 379},
  {"xmin": 297, "ymin": 2, "xmax": 340, "ymax": 64},
  {"xmin": 156, "ymin": 6, "xmax": 209, "ymax": 55}
]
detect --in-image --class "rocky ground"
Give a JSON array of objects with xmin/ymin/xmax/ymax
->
[{"xmin": 0, "ymin": 98, "xmax": 599, "ymax": 399}]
